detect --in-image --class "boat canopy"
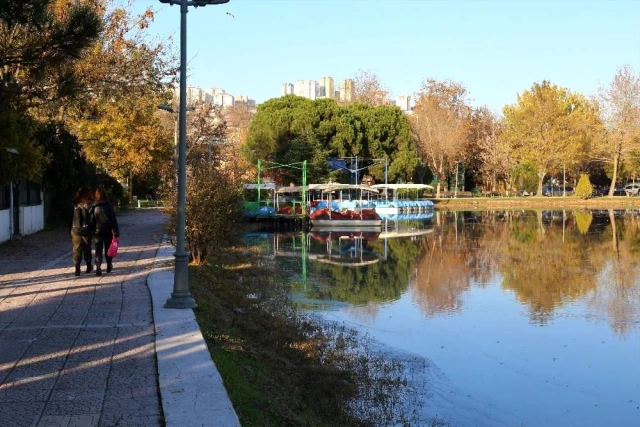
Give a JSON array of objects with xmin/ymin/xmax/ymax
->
[
  {"xmin": 371, "ymin": 183, "xmax": 434, "ymax": 190},
  {"xmin": 244, "ymin": 183, "xmax": 277, "ymax": 190},
  {"xmin": 277, "ymin": 183, "xmax": 379, "ymax": 194}
]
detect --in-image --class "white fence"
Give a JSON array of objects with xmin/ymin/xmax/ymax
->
[{"xmin": 0, "ymin": 202, "xmax": 45, "ymax": 244}]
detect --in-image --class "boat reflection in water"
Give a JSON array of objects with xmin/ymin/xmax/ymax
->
[{"xmin": 269, "ymin": 214, "xmax": 434, "ymax": 297}]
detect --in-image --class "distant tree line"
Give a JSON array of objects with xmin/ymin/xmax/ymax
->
[{"xmin": 244, "ymin": 67, "xmax": 640, "ymax": 198}]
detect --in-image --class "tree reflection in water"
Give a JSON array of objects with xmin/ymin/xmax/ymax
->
[{"xmin": 268, "ymin": 209, "xmax": 640, "ymax": 336}]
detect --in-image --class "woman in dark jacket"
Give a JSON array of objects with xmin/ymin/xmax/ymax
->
[
  {"xmin": 91, "ymin": 188, "xmax": 120, "ymax": 276},
  {"xmin": 70, "ymin": 187, "xmax": 94, "ymax": 276}
]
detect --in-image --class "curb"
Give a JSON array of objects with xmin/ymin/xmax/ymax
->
[{"xmin": 148, "ymin": 242, "xmax": 240, "ymax": 427}]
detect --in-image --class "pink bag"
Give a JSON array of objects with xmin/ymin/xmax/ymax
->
[{"xmin": 107, "ymin": 237, "xmax": 119, "ymax": 258}]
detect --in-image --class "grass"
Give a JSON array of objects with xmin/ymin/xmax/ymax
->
[
  {"xmin": 189, "ymin": 245, "xmax": 433, "ymax": 427},
  {"xmin": 432, "ymin": 195, "xmax": 640, "ymax": 210}
]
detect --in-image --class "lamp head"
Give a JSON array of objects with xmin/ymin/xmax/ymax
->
[{"xmin": 194, "ymin": 0, "xmax": 230, "ymax": 6}]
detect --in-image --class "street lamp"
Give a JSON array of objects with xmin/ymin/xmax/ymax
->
[
  {"xmin": 159, "ymin": 0, "xmax": 230, "ymax": 309},
  {"xmin": 4, "ymin": 148, "xmax": 19, "ymax": 239}
]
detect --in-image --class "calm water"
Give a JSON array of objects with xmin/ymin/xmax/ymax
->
[{"xmin": 246, "ymin": 210, "xmax": 640, "ymax": 427}]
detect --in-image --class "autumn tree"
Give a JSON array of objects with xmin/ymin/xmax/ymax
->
[
  {"xmin": 412, "ymin": 78, "xmax": 471, "ymax": 197},
  {"xmin": 351, "ymin": 69, "xmax": 390, "ymax": 106},
  {"xmin": 501, "ymin": 81, "xmax": 601, "ymax": 196},
  {"xmin": 66, "ymin": 1, "xmax": 175, "ymax": 198},
  {"xmin": 594, "ymin": 65, "xmax": 640, "ymax": 196},
  {"xmin": 465, "ymin": 107, "xmax": 512, "ymax": 192},
  {"xmin": 161, "ymin": 104, "xmax": 242, "ymax": 264}
]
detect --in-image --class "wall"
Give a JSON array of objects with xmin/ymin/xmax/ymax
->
[{"xmin": 0, "ymin": 209, "xmax": 9, "ymax": 243}]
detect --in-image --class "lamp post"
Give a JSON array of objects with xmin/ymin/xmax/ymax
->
[
  {"xmin": 159, "ymin": 0, "xmax": 230, "ymax": 309},
  {"xmin": 4, "ymin": 148, "xmax": 19, "ymax": 240}
]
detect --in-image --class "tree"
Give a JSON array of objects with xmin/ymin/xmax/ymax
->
[
  {"xmin": 0, "ymin": 0, "xmax": 102, "ymax": 186},
  {"xmin": 501, "ymin": 81, "xmax": 601, "ymax": 196},
  {"xmin": 352, "ymin": 69, "xmax": 390, "ymax": 106},
  {"xmin": 161, "ymin": 105, "xmax": 242, "ymax": 264},
  {"xmin": 594, "ymin": 65, "xmax": 640, "ymax": 196},
  {"xmin": 412, "ymin": 78, "xmax": 471, "ymax": 197},
  {"xmin": 575, "ymin": 174, "xmax": 594, "ymax": 199},
  {"xmin": 346, "ymin": 103, "xmax": 419, "ymax": 183},
  {"xmin": 245, "ymin": 95, "xmax": 420, "ymax": 184},
  {"xmin": 466, "ymin": 107, "xmax": 512, "ymax": 192}
]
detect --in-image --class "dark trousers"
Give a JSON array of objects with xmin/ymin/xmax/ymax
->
[
  {"xmin": 71, "ymin": 233, "xmax": 92, "ymax": 265},
  {"xmin": 94, "ymin": 232, "xmax": 113, "ymax": 267}
]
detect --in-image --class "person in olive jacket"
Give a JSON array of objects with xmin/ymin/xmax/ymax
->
[
  {"xmin": 70, "ymin": 187, "xmax": 94, "ymax": 276},
  {"xmin": 91, "ymin": 188, "xmax": 120, "ymax": 276}
]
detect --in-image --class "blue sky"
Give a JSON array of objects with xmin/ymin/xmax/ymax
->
[{"xmin": 135, "ymin": 0, "xmax": 640, "ymax": 113}]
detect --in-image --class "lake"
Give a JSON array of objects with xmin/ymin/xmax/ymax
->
[{"xmin": 245, "ymin": 209, "xmax": 640, "ymax": 426}]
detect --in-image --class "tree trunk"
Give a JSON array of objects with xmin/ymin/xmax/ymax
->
[
  {"xmin": 608, "ymin": 209, "xmax": 618, "ymax": 253},
  {"xmin": 435, "ymin": 163, "xmax": 445, "ymax": 198},
  {"xmin": 537, "ymin": 169, "xmax": 545, "ymax": 196},
  {"xmin": 608, "ymin": 152, "xmax": 620, "ymax": 197},
  {"xmin": 129, "ymin": 171, "xmax": 134, "ymax": 204}
]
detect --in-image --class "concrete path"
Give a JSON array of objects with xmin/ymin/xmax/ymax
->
[{"xmin": 0, "ymin": 209, "xmax": 239, "ymax": 427}]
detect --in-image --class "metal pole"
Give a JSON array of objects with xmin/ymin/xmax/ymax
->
[
  {"xmin": 385, "ymin": 158, "xmax": 388, "ymax": 203},
  {"xmin": 355, "ymin": 156, "xmax": 358, "ymax": 185},
  {"xmin": 8, "ymin": 181, "xmax": 13, "ymax": 239},
  {"xmin": 302, "ymin": 160, "xmax": 307, "ymax": 216},
  {"xmin": 257, "ymin": 159, "xmax": 262, "ymax": 206},
  {"xmin": 563, "ymin": 164, "xmax": 566, "ymax": 196},
  {"xmin": 165, "ymin": 0, "xmax": 196, "ymax": 309},
  {"xmin": 173, "ymin": 118, "xmax": 178, "ymax": 188}
]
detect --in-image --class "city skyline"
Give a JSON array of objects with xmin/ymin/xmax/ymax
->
[{"xmin": 134, "ymin": 0, "xmax": 639, "ymax": 114}]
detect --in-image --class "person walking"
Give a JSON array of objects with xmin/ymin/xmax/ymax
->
[
  {"xmin": 91, "ymin": 188, "xmax": 120, "ymax": 276},
  {"xmin": 70, "ymin": 187, "xmax": 94, "ymax": 276}
]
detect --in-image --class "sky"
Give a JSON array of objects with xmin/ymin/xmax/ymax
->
[{"xmin": 134, "ymin": 0, "xmax": 640, "ymax": 113}]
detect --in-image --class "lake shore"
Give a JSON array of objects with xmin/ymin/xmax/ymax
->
[{"xmin": 431, "ymin": 196, "xmax": 640, "ymax": 210}]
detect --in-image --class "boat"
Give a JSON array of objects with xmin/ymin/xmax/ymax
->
[
  {"xmin": 370, "ymin": 184, "xmax": 435, "ymax": 214},
  {"xmin": 308, "ymin": 184, "xmax": 382, "ymax": 228}
]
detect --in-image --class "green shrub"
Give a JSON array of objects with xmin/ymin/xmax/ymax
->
[{"xmin": 575, "ymin": 174, "xmax": 594, "ymax": 199}]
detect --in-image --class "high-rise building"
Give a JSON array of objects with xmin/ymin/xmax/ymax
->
[
  {"xmin": 186, "ymin": 86, "xmax": 203, "ymax": 105},
  {"xmin": 339, "ymin": 79, "xmax": 355, "ymax": 102},
  {"xmin": 213, "ymin": 92, "xmax": 234, "ymax": 108},
  {"xmin": 319, "ymin": 77, "xmax": 335, "ymax": 99},
  {"xmin": 294, "ymin": 80, "xmax": 306, "ymax": 98},
  {"xmin": 396, "ymin": 95, "xmax": 411, "ymax": 112},
  {"xmin": 294, "ymin": 80, "xmax": 318, "ymax": 100},
  {"xmin": 280, "ymin": 83, "xmax": 294, "ymax": 96},
  {"xmin": 235, "ymin": 95, "xmax": 257, "ymax": 111}
]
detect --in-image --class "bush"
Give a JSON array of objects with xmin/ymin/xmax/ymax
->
[
  {"xmin": 161, "ymin": 165, "xmax": 243, "ymax": 265},
  {"xmin": 575, "ymin": 174, "xmax": 594, "ymax": 199}
]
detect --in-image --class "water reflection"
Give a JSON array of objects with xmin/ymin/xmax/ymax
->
[
  {"xmin": 248, "ymin": 209, "xmax": 640, "ymax": 426},
  {"xmin": 257, "ymin": 209, "xmax": 640, "ymax": 336}
]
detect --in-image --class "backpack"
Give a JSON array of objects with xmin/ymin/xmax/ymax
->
[{"xmin": 72, "ymin": 204, "xmax": 92, "ymax": 236}]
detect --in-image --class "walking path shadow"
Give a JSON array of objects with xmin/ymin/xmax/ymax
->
[{"xmin": 0, "ymin": 209, "xmax": 239, "ymax": 427}]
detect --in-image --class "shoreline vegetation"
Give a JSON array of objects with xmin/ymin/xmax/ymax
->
[{"xmin": 189, "ymin": 243, "xmax": 437, "ymax": 427}]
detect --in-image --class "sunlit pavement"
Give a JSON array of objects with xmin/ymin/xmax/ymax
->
[{"xmin": 0, "ymin": 209, "xmax": 239, "ymax": 427}]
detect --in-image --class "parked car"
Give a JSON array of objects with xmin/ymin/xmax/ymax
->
[{"xmin": 624, "ymin": 183, "xmax": 640, "ymax": 196}]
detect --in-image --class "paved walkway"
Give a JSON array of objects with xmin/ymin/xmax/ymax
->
[{"xmin": 0, "ymin": 209, "xmax": 239, "ymax": 427}]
